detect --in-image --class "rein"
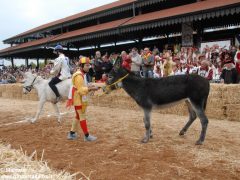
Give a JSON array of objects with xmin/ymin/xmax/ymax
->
[
  {"xmin": 23, "ymin": 76, "xmax": 37, "ymax": 92},
  {"xmin": 100, "ymin": 73, "xmax": 129, "ymax": 96}
]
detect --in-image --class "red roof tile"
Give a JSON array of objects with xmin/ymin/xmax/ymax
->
[
  {"xmin": 0, "ymin": 18, "xmax": 131, "ymax": 54},
  {"xmin": 0, "ymin": 36, "xmax": 54, "ymax": 54},
  {"xmin": 124, "ymin": 0, "xmax": 240, "ymax": 26}
]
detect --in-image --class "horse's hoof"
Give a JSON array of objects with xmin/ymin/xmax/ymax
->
[
  {"xmin": 57, "ymin": 118, "xmax": 61, "ymax": 123},
  {"xmin": 179, "ymin": 130, "xmax": 185, "ymax": 136},
  {"xmin": 141, "ymin": 138, "xmax": 149, "ymax": 143},
  {"xmin": 29, "ymin": 118, "xmax": 36, "ymax": 123},
  {"xmin": 195, "ymin": 140, "xmax": 203, "ymax": 145},
  {"xmin": 150, "ymin": 134, "xmax": 153, "ymax": 138}
]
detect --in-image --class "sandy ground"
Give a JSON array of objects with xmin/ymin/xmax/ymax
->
[{"xmin": 0, "ymin": 98, "xmax": 240, "ymax": 180}]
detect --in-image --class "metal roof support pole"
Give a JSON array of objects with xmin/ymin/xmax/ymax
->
[
  {"xmin": 44, "ymin": 58, "xmax": 47, "ymax": 65},
  {"xmin": 113, "ymin": 42, "xmax": 117, "ymax": 52},
  {"xmin": 138, "ymin": 38, "xmax": 143, "ymax": 49},
  {"xmin": 67, "ymin": 44, "xmax": 70, "ymax": 52},
  {"xmin": 36, "ymin": 58, "xmax": 39, "ymax": 69},
  {"xmin": 11, "ymin": 57, "xmax": 14, "ymax": 67},
  {"xmin": 25, "ymin": 58, "xmax": 29, "ymax": 67},
  {"xmin": 196, "ymin": 22, "xmax": 203, "ymax": 48}
]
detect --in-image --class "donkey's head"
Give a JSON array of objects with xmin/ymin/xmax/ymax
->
[
  {"xmin": 106, "ymin": 56, "xmax": 129, "ymax": 92},
  {"xmin": 20, "ymin": 71, "xmax": 38, "ymax": 94}
]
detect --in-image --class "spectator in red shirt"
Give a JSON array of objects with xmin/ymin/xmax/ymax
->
[
  {"xmin": 121, "ymin": 51, "xmax": 132, "ymax": 71},
  {"xmin": 96, "ymin": 73, "xmax": 108, "ymax": 83},
  {"xmin": 234, "ymin": 45, "xmax": 240, "ymax": 83}
]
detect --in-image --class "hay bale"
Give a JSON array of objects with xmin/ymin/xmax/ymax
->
[
  {"xmin": 209, "ymin": 84, "xmax": 223, "ymax": 100},
  {"xmin": 222, "ymin": 85, "xmax": 240, "ymax": 104},
  {"xmin": 226, "ymin": 104, "xmax": 240, "ymax": 121},
  {"xmin": 205, "ymin": 107, "xmax": 226, "ymax": 120},
  {"xmin": 207, "ymin": 98, "xmax": 224, "ymax": 109}
]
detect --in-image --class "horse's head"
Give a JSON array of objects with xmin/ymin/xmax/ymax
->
[
  {"xmin": 20, "ymin": 70, "xmax": 38, "ymax": 94},
  {"xmin": 106, "ymin": 57, "xmax": 129, "ymax": 92}
]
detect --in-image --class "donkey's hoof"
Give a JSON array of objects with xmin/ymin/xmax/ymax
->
[
  {"xmin": 179, "ymin": 130, "xmax": 186, "ymax": 136},
  {"xmin": 30, "ymin": 119, "xmax": 36, "ymax": 124},
  {"xmin": 141, "ymin": 137, "xmax": 149, "ymax": 143},
  {"xmin": 195, "ymin": 140, "xmax": 203, "ymax": 145},
  {"xmin": 150, "ymin": 134, "xmax": 153, "ymax": 139}
]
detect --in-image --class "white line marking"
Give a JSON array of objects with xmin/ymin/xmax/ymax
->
[{"xmin": 0, "ymin": 111, "xmax": 74, "ymax": 127}]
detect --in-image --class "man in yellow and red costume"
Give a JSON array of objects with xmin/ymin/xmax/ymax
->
[{"xmin": 67, "ymin": 57, "xmax": 99, "ymax": 141}]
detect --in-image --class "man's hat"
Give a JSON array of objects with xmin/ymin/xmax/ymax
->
[
  {"xmin": 79, "ymin": 57, "xmax": 90, "ymax": 64},
  {"xmin": 53, "ymin": 44, "xmax": 63, "ymax": 52}
]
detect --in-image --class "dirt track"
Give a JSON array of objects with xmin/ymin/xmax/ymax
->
[{"xmin": 0, "ymin": 98, "xmax": 240, "ymax": 180}]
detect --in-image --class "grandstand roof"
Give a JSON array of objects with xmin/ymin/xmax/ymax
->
[
  {"xmin": 3, "ymin": 0, "xmax": 136, "ymax": 42},
  {"xmin": 1, "ymin": 0, "xmax": 240, "ymax": 57}
]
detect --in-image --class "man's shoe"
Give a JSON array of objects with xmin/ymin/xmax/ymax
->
[
  {"xmin": 67, "ymin": 132, "xmax": 77, "ymax": 140},
  {"xmin": 84, "ymin": 135, "xmax": 97, "ymax": 142}
]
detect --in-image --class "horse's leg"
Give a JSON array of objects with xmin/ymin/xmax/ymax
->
[
  {"xmin": 179, "ymin": 100, "xmax": 197, "ymax": 136},
  {"xmin": 31, "ymin": 99, "xmax": 45, "ymax": 123},
  {"xmin": 191, "ymin": 101, "xmax": 209, "ymax": 145},
  {"xmin": 141, "ymin": 108, "xmax": 152, "ymax": 143},
  {"xmin": 52, "ymin": 103, "xmax": 61, "ymax": 123}
]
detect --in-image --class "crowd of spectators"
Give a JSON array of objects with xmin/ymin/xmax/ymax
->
[
  {"xmin": 0, "ymin": 63, "xmax": 54, "ymax": 84},
  {"xmin": 88, "ymin": 44, "xmax": 240, "ymax": 84},
  {"xmin": 1, "ymin": 44, "xmax": 240, "ymax": 85}
]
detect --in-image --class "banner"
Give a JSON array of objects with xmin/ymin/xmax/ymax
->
[
  {"xmin": 200, "ymin": 40, "xmax": 231, "ymax": 53},
  {"xmin": 182, "ymin": 22, "xmax": 193, "ymax": 47}
]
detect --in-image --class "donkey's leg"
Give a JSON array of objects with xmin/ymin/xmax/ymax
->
[
  {"xmin": 191, "ymin": 102, "xmax": 209, "ymax": 145},
  {"xmin": 179, "ymin": 100, "xmax": 197, "ymax": 136},
  {"xmin": 141, "ymin": 108, "xmax": 152, "ymax": 143},
  {"xmin": 150, "ymin": 128, "xmax": 153, "ymax": 138},
  {"xmin": 31, "ymin": 100, "xmax": 45, "ymax": 123},
  {"xmin": 143, "ymin": 117, "xmax": 153, "ymax": 138},
  {"xmin": 52, "ymin": 103, "xmax": 61, "ymax": 123}
]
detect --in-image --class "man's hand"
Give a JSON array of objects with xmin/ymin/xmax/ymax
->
[{"xmin": 88, "ymin": 84, "xmax": 99, "ymax": 91}]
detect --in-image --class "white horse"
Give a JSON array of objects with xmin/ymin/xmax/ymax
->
[{"xmin": 21, "ymin": 71, "xmax": 71, "ymax": 123}]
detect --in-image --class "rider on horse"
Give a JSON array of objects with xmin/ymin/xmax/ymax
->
[{"xmin": 49, "ymin": 44, "xmax": 71, "ymax": 103}]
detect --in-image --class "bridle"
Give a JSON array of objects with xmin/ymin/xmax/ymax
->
[
  {"xmin": 102, "ymin": 73, "xmax": 129, "ymax": 95},
  {"xmin": 23, "ymin": 76, "xmax": 37, "ymax": 92}
]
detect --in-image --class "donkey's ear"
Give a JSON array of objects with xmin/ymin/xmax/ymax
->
[{"xmin": 113, "ymin": 56, "xmax": 122, "ymax": 71}]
